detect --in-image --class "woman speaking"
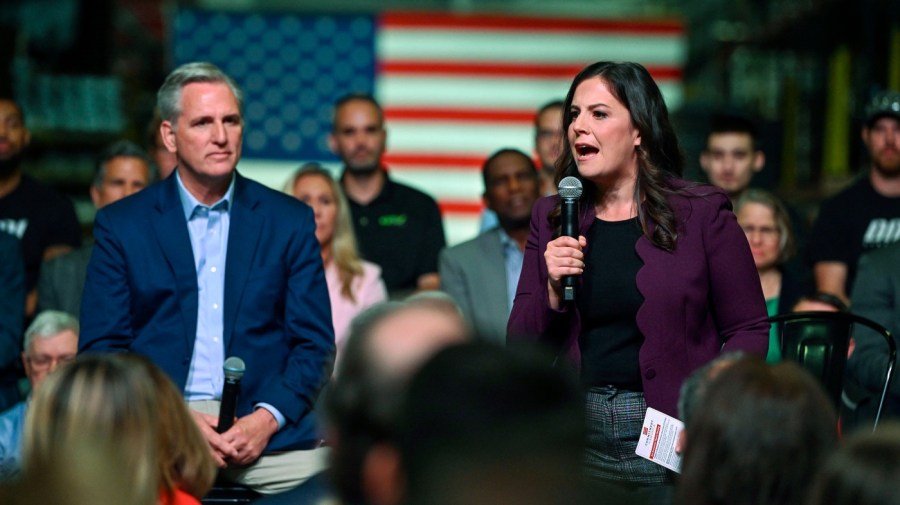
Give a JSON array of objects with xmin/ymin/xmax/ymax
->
[{"xmin": 507, "ymin": 61, "xmax": 769, "ymax": 498}]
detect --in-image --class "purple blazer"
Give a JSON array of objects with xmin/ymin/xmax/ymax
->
[{"xmin": 507, "ymin": 181, "xmax": 769, "ymax": 417}]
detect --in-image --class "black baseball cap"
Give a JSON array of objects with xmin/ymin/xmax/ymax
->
[{"xmin": 865, "ymin": 90, "xmax": 900, "ymax": 126}]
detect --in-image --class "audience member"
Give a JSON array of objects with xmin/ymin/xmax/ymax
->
[
  {"xmin": 398, "ymin": 343, "xmax": 586, "ymax": 505},
  {"xmin": 735, "ymin": 188, "xmax": 805, "ymax": 362},
  {"xmin": 38, "ymin": 140, "xmax": 156, "ymax": 316},
  {"xmin": 676, "ymin": 351, "xmax": 746, "ymax": 432},
  {"xmin": 440, "ymin": 148, "xmax": 540, "ymax": 343},
  {"xmin": 479, "ymin": 100, "xmax": 563, "ymax": 231},
  {"xmin": 535, "ymin": 100, "xmax": 566, "ymax": 195},
  {"xmin": 287, "ymin": 163, "xmax": 387, "ymax": 363},
  {"xmin": 508, "ymin": 61, "xmax": 768, "ymax": 498},
  {"xmin": 809, "ymin": 90, "xmax": 900, "ymax": 303},
  {"xmin": 147, "ymin": 109, "xmax": 178, "ymax": 179},
  {"xmin": 22, "ymin": 353, "xmax": 210, "ymax": 505},
  {"xmin": 0, "ymin": 97, "xmax": 82, "ymax": 318},
  {"xmin": 806, "ymin": 422, "xmax": 900, "ymax": 505},
  {"xmin": 847, "ymin": 242, "xmax": 900, "ymax": 420},
  {"xmin": 699, "ymin": 113, "xmax": 766, "ymax": 201},
  {"xmin": 700, "ymin": 113, "xmax": 810, "ymax": 280},
  {"xmin": 675, "ymin": 357, "xmax": 837, "ymax": 505},
  {"xmin": 330, "ymin": 94, "xmax": 445, "ymax": 298},
  {"xmin": 120, "ymin": 353, "xmax": 217, "ymax": 504},
  {"xmin": 0, "ymin": 234, "xmax": 24, "ymax": 412},
  {"xmin": 257, "ymin": 294, "xmax": 469, "ymax": 505},
  {"xmin": 79, "ymin": 62, "xmax": 335, "ymax": 494},
  {"xmin": 1, "ymin": 437, "xmax": 136, "ymax": 505},
  {"xmin": 0, "ymin": 310, "xmax": 78, "ymax": 481}
]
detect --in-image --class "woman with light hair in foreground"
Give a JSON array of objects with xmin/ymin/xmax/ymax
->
[{"xmin": 21, "ymin": 353, "xmax": 215, "ymax": 505}]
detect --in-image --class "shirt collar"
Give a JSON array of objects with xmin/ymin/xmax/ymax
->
[
  {"xmin": 175, "ymin": 171, "xmax": 235, "ymax": 220},
  {"xmin": 497, "ymin": 227, "xmax": 519, "ymax": 253}
]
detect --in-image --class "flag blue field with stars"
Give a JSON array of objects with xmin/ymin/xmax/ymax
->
[{"xmin": 173, "ymin": 9, "xmax": 375, "ymax": 162}]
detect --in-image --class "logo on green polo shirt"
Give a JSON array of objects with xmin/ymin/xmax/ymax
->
[{"xmin": 378, "ymin": 214, "xmax": 407, "ymax": 227}]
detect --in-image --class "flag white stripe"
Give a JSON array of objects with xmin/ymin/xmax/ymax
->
[
  {"xmin": 378, "ymin": 30, "xmax": 687, "ymax": 64},
  {"xmin": 377, "ymin": 75, "xmax": 684, "ymax": 111},
  {"xmin": 386, "ymin": 122, "xmax": 533, "ymax": 156},
  {"xmin": 389, "ymin": 169, "xmax": 485, "ymax": 200}
]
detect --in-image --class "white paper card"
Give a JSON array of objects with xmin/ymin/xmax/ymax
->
[{"xmin": 634, "ymin": 407, "xmax": 684, "ymax": 473}]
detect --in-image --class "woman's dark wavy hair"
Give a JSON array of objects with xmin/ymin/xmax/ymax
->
[{"xmin": 552, "ymin": 61, "xmax": 684, "ymax": 251}]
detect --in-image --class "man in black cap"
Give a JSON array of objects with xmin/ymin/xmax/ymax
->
[{"xmin": 809, "ymin": 90, "xmax": 900, "ymax": 303}]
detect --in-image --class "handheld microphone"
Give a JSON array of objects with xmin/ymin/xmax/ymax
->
[
  {"xmin": 558, "ymin": 176, "xmax": 583, "ymax": 302},
  {"xmin": 217, "ymin": 356, "xmax": 246, "ymax": 433}
]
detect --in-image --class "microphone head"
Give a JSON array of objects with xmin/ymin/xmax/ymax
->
[
  {"xmin": 558, "ymin": 176, "xmax": 583, "ymax": 200},
  {"xmin": 223, "ymin": 356, "xmax": 246, "ymax": 381}
]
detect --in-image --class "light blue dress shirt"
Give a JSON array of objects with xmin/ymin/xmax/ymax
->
[
  {"xmin": 0, "ymin": 400, "xmax": 26, "ymax": 482},
  {"xmin": 498, "ymin": 229, "xmax": 524, "ymax": 312},
  {"xmin": 176, "ymin": 174, "xmax": 285, "ymax": 428}
]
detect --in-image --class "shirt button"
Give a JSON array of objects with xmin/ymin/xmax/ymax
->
[
  {"xmin": 213, "ymin": 303, "xmax": 219, "ymax": 310},
  {"xmin": 210, "ymin": 266, "xmax": 217, "ymax": 273},
  {"xmin": 645, "ymin": 368, "xmax": 656, "ymax": 379},
  {"xmin": 213, "ymin": 337, "xmax": 219, "ymax": 342},
  {"xmin": 360, "ymin": 217, "xmax": 368, "ymax": 226}
]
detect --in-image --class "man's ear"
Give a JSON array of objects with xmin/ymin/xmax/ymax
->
[
  {"xmin": 160, "ymin": 121, "xmax": 177, "ymax": 154},
  {"xmin": 90, "ymin": 185, "xmax": 101, "ymax": 208},
  {"xmin": 362, "ymin": 443, "xmax": 404, "ymax": 505},
  {"xmin": 327, "ymin": 132, "xmax": 337, "ymax": 154},
  {"xmin": 752, "ymin": 150, "xmax": 766, "ymax": 173}
]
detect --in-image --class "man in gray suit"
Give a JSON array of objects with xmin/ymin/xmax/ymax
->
[
  {"xmin": 847, "ymin": 242, "xmax": 900, "ymax": 421},
  {"xmin": 37, "ymin": 140, "xmax": 155, "ymax": 316},
  {"xmin": 440, "ymin": 149, "xmax": 540, "ymax": 343}
]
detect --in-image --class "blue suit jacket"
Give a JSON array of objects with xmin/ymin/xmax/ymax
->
[{"xmin": 79, "ymin": 172, "xmax": 335, "ymax": 451}]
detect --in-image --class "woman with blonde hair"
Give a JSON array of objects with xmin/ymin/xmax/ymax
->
[
  {"xmin": 287, "ymin": 163, "xmax": 387, "ymax": 361},
  {"xmin": 22, "ymin": 353, "xmax": 215, "ymax": 505}
]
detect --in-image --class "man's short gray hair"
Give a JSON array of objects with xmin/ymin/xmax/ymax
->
[
  {"xmin": 24, "ymin": 311, "xmax": 79, "ymax": 352},
  {"xmin": 92, "ymin": 139, "xmax": 158, "ymax": 189},
  {"xmin": 156, "ymin": 62, "xmax": 244, "ymax": 127}
]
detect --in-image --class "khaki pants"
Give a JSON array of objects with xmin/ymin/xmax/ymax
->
[{"xmin": 189, "ymin": 400, "xmax": 330, "ymax": 495}]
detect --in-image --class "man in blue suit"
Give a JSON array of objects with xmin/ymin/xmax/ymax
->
[{"xmin": 79, "ymin": 62, "xmax": 335, "ymax": 494}]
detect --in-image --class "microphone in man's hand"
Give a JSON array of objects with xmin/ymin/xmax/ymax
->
[
  {"xmin": 558, "ymin": 176, "xmax": 584, "ymax": 302},
  {"xmin": 217, "ymin": 356, "xmax": 246, "ymax": 434}
]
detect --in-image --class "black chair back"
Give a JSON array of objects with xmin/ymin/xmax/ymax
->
[{"xmin": 768, "ymin": 311, "xmax": 896, "ymax": 430}]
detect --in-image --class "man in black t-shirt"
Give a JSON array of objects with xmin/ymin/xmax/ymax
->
[
  {"xmin": 330, "ymin": 94, "xmax": 445, "ymax": 299},
  {"xmin": 0, "ymin": 98, "xmax": 81, "ymax": 319},
  {"xmin": 809, "ymin": 91, "xmax": 900, "ymax": 303}
]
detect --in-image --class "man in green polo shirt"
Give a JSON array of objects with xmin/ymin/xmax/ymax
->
[{"xmin": 330, "ymin": 94, "xmax": 446, "ymax": 299}]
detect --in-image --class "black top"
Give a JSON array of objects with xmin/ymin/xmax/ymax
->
[
  {"xmin": 0, "ymin": 175, "xmax": 82, "ymax": 291},
  {"xmin": 808, "ymin": 176, "xmax": 900, "ymax": 295},
  {"xmin": 344, "ymin": 174, "xmax": 446, "ymax": 296},
  {"xmin": 578, "ymin": 216, "xmax": 645, "ymax": 389}
]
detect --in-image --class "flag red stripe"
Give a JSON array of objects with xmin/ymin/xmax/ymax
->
[
  {"xmin": 380, "ymin": 61, "xmax": 683, "ymax": 80},
  {"xmin": 384, "ymin": 153, "xmax": 485, "ymax": 168},
  {"xmin": 381, "ymin": 12, "xmax": 684, "ymax": 35},
  {"xmin": 439, "ymin": 200, "xmax": 484, "ymax": 214},
  {"xmin": 384, "ymin": 107, "xmax": 536, "ymax": 122}
]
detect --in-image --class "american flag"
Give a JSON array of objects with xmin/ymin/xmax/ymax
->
[{"xmin": 172, "ymin": 9, "xmax": 686, "ymax": 244}]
